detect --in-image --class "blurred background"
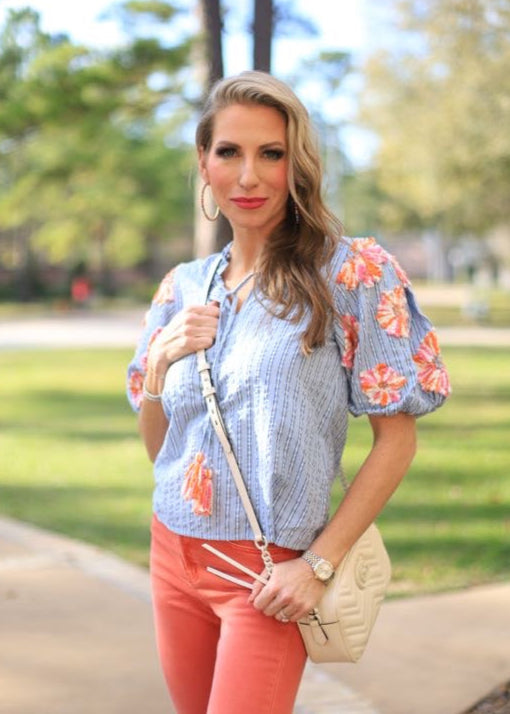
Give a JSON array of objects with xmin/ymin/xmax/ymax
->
[
  {"xmin": 1, "ymin": 8, "xmax": 509, "ymax": 713},
  {"xmin": 0, "ymin": 0, "xmax": 508, "ymax": 323},
  {"xmin": 0, "ymin": 0, "xmax": 509, "ymax": 598}
]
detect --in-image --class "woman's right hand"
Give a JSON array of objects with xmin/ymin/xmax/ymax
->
[{"xmin": 148, "ymin": 302, "xmax": 220, "ymax": 375}]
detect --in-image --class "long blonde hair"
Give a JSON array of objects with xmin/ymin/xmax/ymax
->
[{"xmin": 196, "ymin": 71, "xmax": 343, "ymax": 354}]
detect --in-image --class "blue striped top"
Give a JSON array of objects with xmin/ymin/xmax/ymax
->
[{"xmin": 127, "ymin": 237, "xmax": 450, "ymax": 549}]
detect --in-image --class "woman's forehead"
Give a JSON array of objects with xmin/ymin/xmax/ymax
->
[{"xmin": 210, "ymin": 103, "xmax": 287, "ymax": 144}]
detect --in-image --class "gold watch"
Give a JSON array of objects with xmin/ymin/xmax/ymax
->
[{"xmin": 301, "ymin": 550, "xmax": 335, "ymax": 584}]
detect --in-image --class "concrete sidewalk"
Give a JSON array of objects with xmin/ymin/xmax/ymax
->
[{"xmin": 1, "ymin": 516, "xmax": 509, "ymax": 714}]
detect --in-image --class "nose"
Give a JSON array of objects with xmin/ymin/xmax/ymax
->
[{"xmin": 238, "ymin": 158, "xmax": 259, "ymax": 190}]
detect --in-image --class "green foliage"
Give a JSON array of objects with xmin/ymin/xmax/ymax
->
[
  {"xmin": 122, "ymin": 1, "xmax": 181, "ymax": 22},
  {"xmin": 0, "ymin": 345, "xmax": 509, "ymax": 595},
  {"xmin": 0, "ymin": 5, "xmax": 196, "ymax": 294},
  {"xmin": 358, "ymin": 0, "xmax": 510, "ymax": 237}
]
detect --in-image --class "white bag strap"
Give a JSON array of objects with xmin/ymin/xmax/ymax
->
[
  {"xmin": 196, "ymin": 253, "xmax": 347, "ymax": 569},
  {"xmin": 197, "ymin": 254, "xmax": 273, "ymax": 569},
  {"xmin": 196, "ymin": 349, "xmax": 273, "ymax": 572},
  {"xmin": 196, "ymin": 348, "xmax": 265, "ymax": 545}
]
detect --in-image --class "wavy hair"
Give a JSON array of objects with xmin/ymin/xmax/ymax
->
[{"xmin": 196, "ymin": 71, "xmax": 343, "ymax": 354}]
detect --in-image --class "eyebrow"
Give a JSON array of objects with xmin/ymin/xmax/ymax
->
[{"xmin": 214, "ymin": 140, "xmax": 286, "ymax": 149}]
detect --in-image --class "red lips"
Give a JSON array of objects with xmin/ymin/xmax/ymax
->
[{"xmin": 231, "ymin": 197, "xmax": 267, "ymax": 209}]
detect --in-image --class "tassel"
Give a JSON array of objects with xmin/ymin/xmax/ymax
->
[
  {"xmin": 192, "ymin": 468, "xmax": 213, "ymax": 515},
  {"xmin": 182, "ymin": 452, "xmax": 213, "ymax": 516}
]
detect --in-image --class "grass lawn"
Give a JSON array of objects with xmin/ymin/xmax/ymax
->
[{"xmin": 1, "ymin": 345, "xmax": 509, "ymax": 597}]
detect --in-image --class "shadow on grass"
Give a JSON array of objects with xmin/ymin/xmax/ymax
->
[
  {"xmin": 0, "ymin": 422, "xmax": 138, "ymax": 441},
  {"xmin": 14, "ymin": 389, "xmax": 129, "ymax": 411},
  {"xmin": 443, "ymin": 389, "xmax": 510, "ymax": 403},
  {"xmin": 0, "ymin": 483, "xmax": 153, "ymax": 564},
  {"xmin": 418, "ymin": 420, "xmax": 510, "ymax": 433},
  {"xmin": 380, "ymin": 501, "xmax": 510, "ymax": 524},
  {"xmin": 385, "ymin": 536, "xmax": 510, "ymax": 560},
  {"xmin": 1, "ymin": 388, "xmax": 138, "ymax": 440}
]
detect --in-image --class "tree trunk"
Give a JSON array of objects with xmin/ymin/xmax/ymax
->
[
  {"xmin": 253, "ymin": 0, "xmax": 273, "ymax": 72},
  {"xmin": 195, "ymin": 0, "xmax": 231, "ymax": 257},
  {"xmin": 200, "ymin": 0, "xmax": 224, "ymax": 88},
  {"xmin": 15, "ymin": 228, "xmax": 40, "ymax": 301}
]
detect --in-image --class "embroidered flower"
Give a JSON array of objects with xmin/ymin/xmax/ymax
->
[
  {"xmin": 360, "ymin": 363, "xmax": 407, "ymax": 407},
  {"xmin": 182, "ymin": 452, "xmax": 213, "ymax": 516},
  {"xmin": 153, "ymin": 267, "xmax": 176, "ymax": 305},
  {"xmin": 339, "ymin": 314, "xmax": 359, "ymax": 369},
  {"xmin": 128, "ymin": 369, "xmax": 144, "ymax": 409},
  {"xmin": 336, "ymin": 237, "xmax": 389, "ymax": 290},
  {"xmin": 376, "ymin": 285, "xmax": 410, "ymax": 338},
  {"xmin": 412, "ymin": 331, "xmax": 451, "ymax": 396},
  {"xmin": 389, "ymin": 255, "xmax": 411, "ymax": 288},
  {"xmin": 140, "ymin": 326, "xmax": 163, "ymax": 371}
]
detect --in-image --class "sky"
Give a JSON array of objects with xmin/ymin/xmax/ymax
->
[
  {"xmin": 0, "ymin": 0, "xmax": 369, "ymax": 58},
  {"xmin": 0, "ymin": 0, "xmax": 373, "ymax": 163}
]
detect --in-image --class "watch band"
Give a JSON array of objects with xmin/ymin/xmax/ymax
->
[
  {"xmin": 301, "ymin": 550, "xmax": 324, "ymax": 569},
  {"xmin": 301, "ymin": 550, "xmax": 335, "ymax": 581}
]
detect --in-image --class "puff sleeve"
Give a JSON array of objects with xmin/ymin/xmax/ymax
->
[
  {"xmin": 126, "ymin": 266, "xmax": 180, "ymax": 413},
  {"xmin": 333, "ymin": 237, "xmax": 451, "ymax": 417}
]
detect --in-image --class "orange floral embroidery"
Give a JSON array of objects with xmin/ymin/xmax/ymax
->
[
  {"xmin": 336, "ymin": 237, "xmax": 389, "ymax": 290},
  {"xmin": 128, "ymin": 369, "xmax": 144, "ymax": 409},
  {"xmin": 360, "ymin": 363, "xmax": 407, "ymax": 407},
  {"xmin": 339, "ymin": 315, "xmax": 359, "ymax": 368},
  {"xmin": 182, "ymin": 452, "xmax": 213, "ymax": 516},
  {"xmin": 412, "ymin": 331, "xmax": 451, "ymax": 396},
  {"xmin": 153, "ymin": 267, "xmax": 176, "ymax": 305},
  {"xmin": 389, "ymin": 255, "xmax": 411, "ymax": 288},
  {"xmin": 376, "ymin": 285, "xmax": 410, "ymax": 338}
]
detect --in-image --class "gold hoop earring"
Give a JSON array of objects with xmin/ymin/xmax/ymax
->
[{"xmin": 200, "ymin": 183, "xmax": 220, "ymax": 222}]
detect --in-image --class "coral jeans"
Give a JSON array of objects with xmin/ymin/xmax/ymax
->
[{"xmin": 150, "ymin": 515, "xmax": 307, "ymax": 714}]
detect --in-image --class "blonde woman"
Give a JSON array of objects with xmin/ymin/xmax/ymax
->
[{"xmin": 127, "ymin": 71, "xmax": 450, "ymax": 714}]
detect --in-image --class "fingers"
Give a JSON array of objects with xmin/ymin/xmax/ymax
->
[
  {"xmin": 254, "ymin": 587, "xmax": 302, "ymax": 623},
  {"xmin": 249, "ymin": 559, "xmax": 323, "ymax": 623},
  {"xmin": 248, "ymin": 581, "xmax": 264, "ymax": 603},
  {"xmin": 180, "ymin": 304, "xmax": 220, "ymax": 337},
  {"xmin": 248, "ymin": 571, "xmax": 296, "ymax": 621},
  {"xmin": 176, "ymin": 307, "xmax": 219, "ymax": 350},
  {"xmin": 274, "ymin": 609, "xmax": 291, "ymax": 623},
  {"xmin": 149, "ymin": 304, "xmax": 221, "ymax": 367}
]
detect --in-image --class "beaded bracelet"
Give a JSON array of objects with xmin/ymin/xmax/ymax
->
[{"xmin": 143, "ymin": 381, "xmax": 162, "ymax": 402}]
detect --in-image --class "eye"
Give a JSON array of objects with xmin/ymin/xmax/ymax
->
[
  {"xmin": 262, "ymin": 148, "xmax": 285, "ymax": 161},
  {"xmin": 215, "ymin": 146, "xmax": 237, "ymax": 158}
]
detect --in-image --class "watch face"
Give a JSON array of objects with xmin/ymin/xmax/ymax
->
[{"xmin": 315, "ymin": 561, "xmax": 334, "ymax": 581}]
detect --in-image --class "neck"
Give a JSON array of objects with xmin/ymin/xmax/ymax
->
[{"xmin": 228, "ymin": 234, "xmax": 266, "ymax": 275}]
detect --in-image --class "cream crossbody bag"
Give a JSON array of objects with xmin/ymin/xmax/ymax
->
[{"xmin": 196, "ymin": 347, "xmax": 391, "ymax": 663}]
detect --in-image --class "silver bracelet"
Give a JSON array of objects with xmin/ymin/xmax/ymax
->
[{"xmin": 142, "ymin": 381, "xmax": 162, "ymax": 402}]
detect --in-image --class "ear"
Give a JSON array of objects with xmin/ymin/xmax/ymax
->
[{"xmin": 198, "ymin": 147, "xmax": 209, "ymax": 183}]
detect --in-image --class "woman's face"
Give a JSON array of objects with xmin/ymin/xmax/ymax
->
[{"xmin": 198, "ymin": 103, "xmax": 289, "ymax": 241}]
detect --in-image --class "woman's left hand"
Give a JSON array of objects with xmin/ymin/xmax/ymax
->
[{"xmin": 248, "ymin": 557, "xmax": 326, "ymax": 622}]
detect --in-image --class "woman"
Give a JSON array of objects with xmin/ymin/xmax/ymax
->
[{"xmin": 127, "ymin": 71, "xmax": 450, "ymax": 714}]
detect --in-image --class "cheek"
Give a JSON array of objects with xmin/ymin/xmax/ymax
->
[
  {"xmin": 272, "ymin": 163, "xmax": 290, "ymax": 194},
  {"xmin": 205, "ymin": 162, "xmax": 231, "ymax": 191}
]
